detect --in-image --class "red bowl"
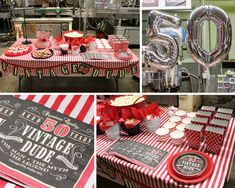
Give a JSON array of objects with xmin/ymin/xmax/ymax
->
[{"xmin": 63, "ymin": 30, "xmax": 85, "ymax": 43}]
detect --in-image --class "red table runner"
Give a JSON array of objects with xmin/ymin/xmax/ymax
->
[
  {"xmin": 0, "ymin": 39, "xmax": 139, "ymax": 78},
  {"xmin": 0, "ymin": 95, "xmax": 94, "ymax": 188},
  {"xmin": 97, "ymin": 108, "xmax": 235, "ymax": 188}
]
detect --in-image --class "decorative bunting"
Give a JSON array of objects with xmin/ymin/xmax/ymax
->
[
  {"xmin": 105, "ymin": 70, "xmax": 113, "ymax": 79},
  {"xmin": 2, "ymin": 62, "xmax": 7, "ymax": 71},
  {"xmin": 118, "ymin": 69, "xmax": 126, "ymax": 78},
  {"xmin": 131, "ymin": 65, "xmax": 138, "ymax": 75},
  {"xmin": 0, "ymin": 62, "xmax": 138, "ymax": 79},
  {"xmin": 92, "ymin": 69, "xmax": 100, "ymax": 77}
]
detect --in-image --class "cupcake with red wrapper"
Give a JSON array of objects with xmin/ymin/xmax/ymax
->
[
  {"xmin": 205, "ymin": 126, "xmax": 225, "ymax": 154},
  {"xmin": 156, "ymin": 128, "xmax": 170, "ymax": 142},
  {"xmin": 163, "ymin": 122, "xmax": 176, "ymax": 132},
  {"xmin": 185, "ymin": 123, "xmax": 203, "ymax": 149},
  {"xmin": 170, "ymin": 130, "xmax": 185, "ymax": 146}
]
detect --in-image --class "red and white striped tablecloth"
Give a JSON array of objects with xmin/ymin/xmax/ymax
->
[
  {"xmin": 97, "ymin": 108, "xmax": 235, "ymax": 188},
  {"xmin": 0, "ymin": 39, "xmax": 139, "ymax": 77},
  {"xmin": 0, "ymin": 95, "xmax": 94, "ymax": 188}
]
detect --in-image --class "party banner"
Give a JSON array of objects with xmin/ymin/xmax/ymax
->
[
  {"xmin": 0, "ymin": 96, "xmax": 94, "ymax": 188},
  {"xmin": 1, "ymin": 61, "xmax": 138, "ymax": 79}
]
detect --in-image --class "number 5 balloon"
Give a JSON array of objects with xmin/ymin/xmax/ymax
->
[
  {"xmin": 187, "ymin": 5, "xmax": 232, "ymax": 68},
  {"xmin": 146, "ymin": 10, "xmax": 182, "ymax": 70}
]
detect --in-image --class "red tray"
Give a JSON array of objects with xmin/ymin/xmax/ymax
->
[
  {"xmin": 4, "ymin": 45, "xmax": 32, "ymax": 57},
  {"xmin": 167, "ymin": 150, "xmax": 214, "ymax": 184}
]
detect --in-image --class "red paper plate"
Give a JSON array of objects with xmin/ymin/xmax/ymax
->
[
  {"xmin": 4, "ymin": 45, "xmax": 32, "ymax": 57},
  {"xmin": 167, "ymin": 150, "xmax": 214, "ymax": 184}
]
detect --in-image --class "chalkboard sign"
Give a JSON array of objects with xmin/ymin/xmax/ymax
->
[
  {"xmin": 106, "ymin": 140, "xmax": 168, "ymax": 169},
  {"xmin": 0, "ymin": 96, "xmax": 94, "ymax": 188}
]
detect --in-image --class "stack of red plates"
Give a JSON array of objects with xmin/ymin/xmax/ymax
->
[
  {"xmin": 167, "ymin": 150, "xmax": 214, "ymax": 184},
  {"xmin": 170, "ymin": 130, "xmax": 185, "ymax": 146},
  {"xmin": 155, "ymin": 128, "xmax": 169, "ymax": 142}
]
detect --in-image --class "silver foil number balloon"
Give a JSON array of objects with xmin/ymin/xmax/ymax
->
[
  {"xmin": 146, "ymin": 10, "xmax": 182, "ymax": 70},
  {"xmin": 187, "ymin": 5, "xmax": 232, "ymax": 67}
]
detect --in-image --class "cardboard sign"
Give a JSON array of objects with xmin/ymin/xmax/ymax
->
[
  {"xmin": 0, "ymin": 96, "xmax": 94, "ymax": 188},
  {"xmin": 106, "ymin": 140, "xmax": 168, "ymax": 169}
]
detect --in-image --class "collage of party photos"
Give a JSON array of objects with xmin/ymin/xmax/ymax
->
[{"xmin": 0, "ymin": 0, "xmax": 235, "ymax": 188}]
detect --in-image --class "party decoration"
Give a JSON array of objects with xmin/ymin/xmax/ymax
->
[
  {"xmin": 187, "ymin": 5, "xmax": 232, "ymax": 67},
  {"xmin": 0, "ymin": 61, "xmax": 137, "ymax": 80},
  {"xmin": 145, "ymin": 10, "xmax": 182, "ymax": 70}
]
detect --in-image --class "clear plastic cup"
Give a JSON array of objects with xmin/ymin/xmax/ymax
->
[
  {"xmin": 144, "ymin": 117, "xmax": 160, "ymax": 133},
  {"xmin": 71, "ymin": 45, "xmax": 80, "ymax": 55},
  {"xmin": 105, "ymin": 123, "xmax": 120, "ymax": 140}
]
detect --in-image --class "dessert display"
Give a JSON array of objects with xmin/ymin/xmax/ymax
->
[
  {"xmin": 97, "ymin": 96, "xmax": 235, "ymax": 187},
  {"xmin": 31, "ymin": 48, "xmax": 53, "ymax": 59},
  {"xmin": 35, "ymin": 30, "xmax": 51, "ymax": 49},
  {"xmin": 4, "ymin": 44, "xmax": 32, "ymax": 57}
]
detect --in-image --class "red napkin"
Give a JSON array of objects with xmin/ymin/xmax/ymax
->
[
  {"xmin": 54, "ymin": 35, "xmax": 63, "ymax": 43},
  {"xmin": 144, "ymin": 102, "xmax": 162, "ymax": 117},
  {"xmin": 86, "ymin": 34, "xmax": 95, "ymax": 43},
  {"xmin": 103, "ymin": 108, "xmax": 118, "ymax": 122},
  {"xmin": 125, "ymin": 119, "xmax": 141, "ymax": 129},
  {"xmin": 98, "ymin": 108, "xmax": 119, "ymax": 132},
  {"xmin": 99, "ymin": 121, "xmax": 117, "ymax": 132},
  {"xmin": 121, "ymin": 108, "xmax": 133, "ymax": 120},
  {"xmin": 131, "ymin": 107, "xmax": 145, "ymax": 120}
]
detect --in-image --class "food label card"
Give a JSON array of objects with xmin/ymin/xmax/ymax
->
[
  {"xmin": 0, "ymin": 96, "xmax": 94, "ymax": 188},
  {"xmin": 106, "ymin": 140, "xmax": 168, "ymax": 169}
]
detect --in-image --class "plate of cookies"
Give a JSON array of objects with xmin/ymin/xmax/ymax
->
[{"xmin": 31, "ymin": 48, "xmax": 53, "ymax": 59}]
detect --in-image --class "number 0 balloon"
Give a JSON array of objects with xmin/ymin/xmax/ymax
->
[{"xmin": 187, "ymin": 5, "xmax": 232, "ymax": 68}]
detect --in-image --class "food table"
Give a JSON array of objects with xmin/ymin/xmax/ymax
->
[
  {"xmin": 0, "ymin": 39, "xmax": 139, "ymax": 92},
  {"xmin": 0, "ymin": 95, "xmax": 94, "ymax": 188},
  {"xmin": 97, "ymin": 107, "xmax": 235, "ymax": 188}
]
